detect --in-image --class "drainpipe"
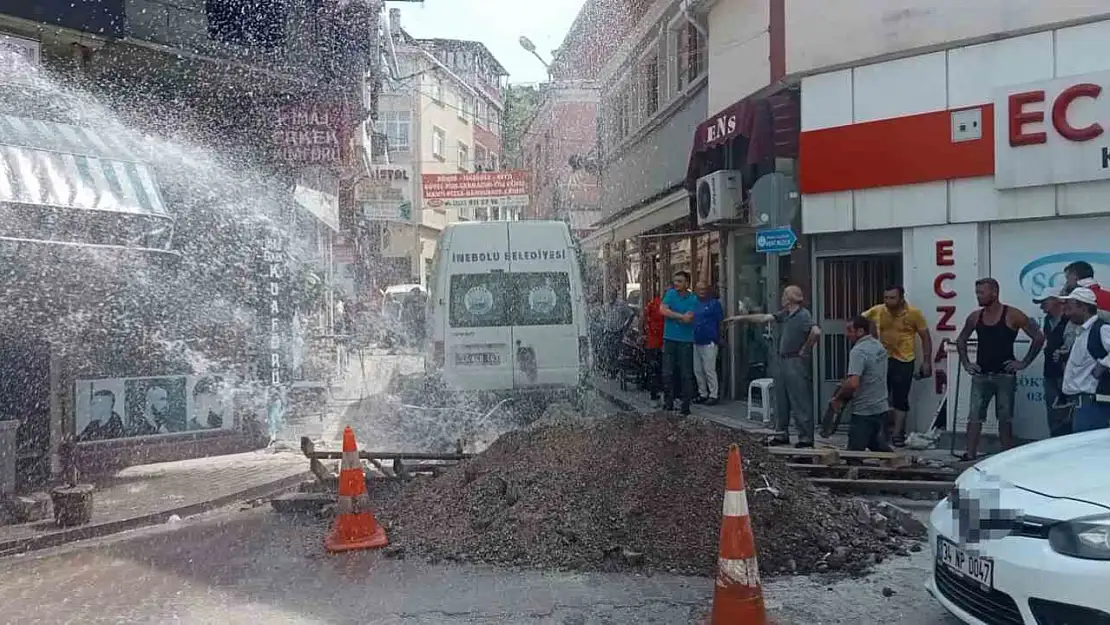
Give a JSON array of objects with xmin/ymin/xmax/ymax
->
[{"xmin": 681, "ymin": 0, "xmax": 708, "ymax": 39}]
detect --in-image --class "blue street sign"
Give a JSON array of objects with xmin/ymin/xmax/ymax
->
[{"xmin": 755, "ymin": 226, "xmax": 797, "ymax": 254}]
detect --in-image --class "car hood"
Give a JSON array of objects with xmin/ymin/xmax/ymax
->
[{"xmin": 973, "ymin": 428, "xmax": 1110, "ymax": 508}]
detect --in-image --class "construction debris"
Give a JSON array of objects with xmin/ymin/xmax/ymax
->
[{"xmin": 377, "ymin": 413, "xmax": 925, "ymax": 578}]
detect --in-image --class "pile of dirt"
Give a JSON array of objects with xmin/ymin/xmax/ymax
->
[{"xmin": 377, "ymin": 413, "xmax": 924, "ymax": 578}]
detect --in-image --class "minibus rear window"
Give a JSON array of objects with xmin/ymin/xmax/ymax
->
[{"xmin": 449, "ymin": 272, "xmax": 573, "ymax": 327}]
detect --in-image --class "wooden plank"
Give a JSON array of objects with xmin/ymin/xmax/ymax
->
[
  {"xmin": 809, "ymin": 478, "xmax": 953, "ymax": 492},
  {"xmin": 786, "ymin": 463, "xmax": 957, "ymax": 480},
  {"xmin": 766, "ymin": 446, "xmax": 839, "ymax": 466},
  {"xmin": 836, "ymin": 450, "xmax": 911, "ymax": 468}
]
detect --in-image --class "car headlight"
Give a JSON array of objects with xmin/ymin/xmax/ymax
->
[{"xmin": 1049, "ymin": 513, "xmax": 1110, "ymax": 560}]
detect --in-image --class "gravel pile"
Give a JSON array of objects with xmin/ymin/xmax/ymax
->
[{"xmin": 377, "ymin": 412, "xmax": 924, "ymax": 578}]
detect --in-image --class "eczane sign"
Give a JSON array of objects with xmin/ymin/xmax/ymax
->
[{"xmin": 995, "ymin": 70, "xmax": 1110, "ymax": 189}]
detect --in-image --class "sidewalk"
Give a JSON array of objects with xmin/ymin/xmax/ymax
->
[
  {"xmin": 0, "ymin": 449, "xmax": 309, "ymax": 557},
  {"xmin": 589, "ymin": 376, "xmax": 960, "ymax": 465}
]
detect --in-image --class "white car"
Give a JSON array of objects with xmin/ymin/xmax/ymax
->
[{"xmin": 927, "ymin": 428, "xmax": 1110, "ymax": 624}]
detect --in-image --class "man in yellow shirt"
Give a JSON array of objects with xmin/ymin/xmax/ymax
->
[{"xmin": 862, "ymin": 286, "xmax": 934, "ymax": 447}]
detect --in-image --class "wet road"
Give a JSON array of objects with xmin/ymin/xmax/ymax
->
[
  {"xmin": 1, "ymin": 503, "xmax": 961, "ymax": 625},
  {"xmin": 1, "ymin": 506, "xmax": 709, "ymax": 624}
]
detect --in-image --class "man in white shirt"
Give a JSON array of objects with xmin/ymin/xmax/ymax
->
[{"xmin": 1061, "ymin": 287, "xmax": 1110, "ymax": 432}]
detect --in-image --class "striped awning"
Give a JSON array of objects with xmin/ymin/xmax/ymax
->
[
  {"xmin": 0, "ymin": 113, "xmax": 167, "ymax": 219},
  {"xmin": 0, "ymin": 144, "xmax": 167, "ymax": 217}
]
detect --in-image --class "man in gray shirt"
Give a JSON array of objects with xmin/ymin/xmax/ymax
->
[
  {"xmin": 830, "ymin": 315, "xmax": 892, "ymax": 453},
  {"xmin": 726, "ymin": 285, "xmax": 821, "ymax": 447}
]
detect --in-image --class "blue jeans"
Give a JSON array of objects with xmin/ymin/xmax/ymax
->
[{"xmin": 1073, "ymin": 396, "xmax": 1110, "ymax": 432}]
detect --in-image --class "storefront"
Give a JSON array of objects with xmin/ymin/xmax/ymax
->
[
  {"xmin": 799, "ymin": 19, "xmax": 1110, "ymax": 440},
  {"xmin": 685, "ymin": 88, "xmax": 801, "ymax": 399}
]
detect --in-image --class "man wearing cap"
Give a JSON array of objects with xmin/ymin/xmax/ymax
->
[
  {"xmin": 1061, "ymin": 287, "xmax": 1110, "ymax": 432},
  {"xmin": 1036, "ymin": 287, "xmax": 1081, "ymax": 437},
  {"xmin": 1064, "ymin": 260, "xmax": 1110, "ymax": 321}
]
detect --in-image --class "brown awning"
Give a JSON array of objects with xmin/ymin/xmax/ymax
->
[{"xmin": 685, "ymin": 89, "xmax": 800, "ymax": 189}]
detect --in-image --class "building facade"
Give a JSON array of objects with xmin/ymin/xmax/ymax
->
[
  {"xmin": 797, "ymin": 9, "xmax": 1110, "ymax": 441},
  {"xmin": 369, "ymin": 9, "xmax": 513, "ymax": 288},
  {"xmin": 0, "ymin": 0, "xmax": 372, "ymax": 487},
  {"xmin": 520, "ymin": 79, "xmax": 601, "ymax": 238}
]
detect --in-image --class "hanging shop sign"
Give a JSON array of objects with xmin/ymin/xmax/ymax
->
[{"xmin": 359, "ymin": 165, "xmax": 413, "ymax": 222}]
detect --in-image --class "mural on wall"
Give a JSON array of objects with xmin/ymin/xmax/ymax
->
[{"xmin": 75, "ymin": 375, "xmax": 233, "ymax": 442}]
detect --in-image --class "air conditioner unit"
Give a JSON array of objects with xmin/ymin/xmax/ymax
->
[{"xmin": 695, "ymin": 170, "xmax": 744, "ymax": 227}]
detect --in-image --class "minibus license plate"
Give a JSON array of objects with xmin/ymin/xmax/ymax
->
[
  {"xmin": 456, "ymin": 352, "xmax": 500, "ymax": 366},
  {"xmin": 937, "ymin": 537, "xmax": 993, "ymax": 589}
]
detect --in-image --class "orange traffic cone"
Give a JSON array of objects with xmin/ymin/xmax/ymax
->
[
  {"xmin": 325, "ymin": 426, "xmax": 389, "ymax": 553},
  {"xmin": 710, "ymin": 444, "xmax": 767, "ymax": 624}
]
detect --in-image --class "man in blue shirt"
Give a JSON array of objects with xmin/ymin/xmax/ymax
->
[
  {"xmin": 693, "ymin": 281, "xmax": 725, "ymax": 405},
  {"xmin": 660, "ymin": 271, "xmax": 698, "ymax": 414}
]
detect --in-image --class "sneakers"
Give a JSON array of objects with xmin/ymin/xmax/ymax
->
[{"xmin": 705, "ymin": 397, "xmax": 719, "ymax": 406}]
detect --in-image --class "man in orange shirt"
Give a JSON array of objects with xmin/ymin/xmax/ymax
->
[
  {"xmin": 862, "ymin": 286, "xmax": 933, "ymax": 447},
  {"xmin": 643, "ymin": 294, "xmax": 665, "ymax": 400}
]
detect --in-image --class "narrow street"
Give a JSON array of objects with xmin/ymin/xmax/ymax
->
[{"xmin": 2, "ymin": 503, "xmax": 958, "ymax": 625}]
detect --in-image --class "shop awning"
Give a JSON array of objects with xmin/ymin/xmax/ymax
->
[
  {"xmin": 0, "ymin": 144, "xmax": 168, "ymax": 217},
  {"xmin": 685, "ymin": 90, "xmax": 800, "ymax": 189},
  {"xmin": 580, "ymin": 188, "xmax": 689, "ymax": 250}
]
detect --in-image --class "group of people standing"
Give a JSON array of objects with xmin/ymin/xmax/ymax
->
[
  {"xmin": 641, "ymin": 271, "xmax": 725, "ymax": 415},
  {"xmin": 636, "ymin": 259, "xmax": 1110, "ymax": 460}
]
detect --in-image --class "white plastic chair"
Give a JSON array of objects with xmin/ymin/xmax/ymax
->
[{"xmin": 747, "ymin": 378, "xmax": 775, "ymax": 423}]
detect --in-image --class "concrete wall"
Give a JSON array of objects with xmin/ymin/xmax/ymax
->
[
  {"xmin": 125, "ymin": 0, "xmax": 319, "ymax": 68},
  {"xmin": 599, "ymin": 84, "xmax": 707, "ymax": 217},
  {"xmin": 706, "ymin": 0, "xmax": 770, "ymax": 113},
  {"xmin": 785, "ymin": 0, "xmax": 1110, "ymax": 75},
  {"xmin": 801, "ymin": 21, "xmax": 1110, "ymax": 234}
]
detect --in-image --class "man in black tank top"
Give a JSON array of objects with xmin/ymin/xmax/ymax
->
[{"xmin": 956, "ymin": 278, "xmax": 1045, "ymax": 461}]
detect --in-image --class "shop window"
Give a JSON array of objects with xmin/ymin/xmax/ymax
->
[
  {"xmin": 206, "ymin": 0, "xmax": 287, "ymax": 49},
  {"xmin": 489, "ymin": 152, "xmax": 499, "ymax": 171}
]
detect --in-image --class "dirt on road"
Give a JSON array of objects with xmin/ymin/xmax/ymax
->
[{"xmin": 378, "ymin": 412, "xmax": 924, "ymax": 578}]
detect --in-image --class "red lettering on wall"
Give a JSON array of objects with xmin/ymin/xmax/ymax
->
[
  {"xmin": 935, "ymin": 240, "xmax": 954, "ymax": 266},
  {"xmin": 1008, "ymin": 90, "xmax": 1047, "ymax": 146},
  {"xmin": 934, "ymin": 272, "xmax": 956, "ymax": 299},
  {"xmin": 1052, "ymin": 83, "xmax": 1104, "ymax": 142},
  {"xmin": 936, "ymin": 306, "xmax": 957, "ymax": 332}
]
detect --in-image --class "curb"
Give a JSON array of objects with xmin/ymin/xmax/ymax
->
[
  {"xmin": 0, "ymin": 471, "xmax": 310, "ymax": 558},
  {"xmin": 588, "ymin": 381, "xmax": 757, "ymax": 433},
  {"xmin": 587, "ymin": 380, "xmax": 642, "ymax": 414}
]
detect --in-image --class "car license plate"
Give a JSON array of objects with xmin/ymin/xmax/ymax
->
[
  {"xmin": 455, "ymin": 352, "xmax": 500, "ymax": 366},
  {"xmin": 937, "ymin": 537, "xmax": 994, "ymax": 589}
]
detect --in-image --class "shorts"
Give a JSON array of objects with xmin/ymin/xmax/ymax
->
[
  {"xmin": 887, "ymin": 359, "xmax": 915, "ymax": 412},
  {"xmin": 967, "ymin": 373, "xmax": 1016, "ymax": 425}
]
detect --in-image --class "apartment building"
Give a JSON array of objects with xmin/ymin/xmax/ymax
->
[
  {"xmin": 520, "ymin": 80, "xmax": 601, "ymax": 238},
  {"xmin": 374, "ymin": 9, "xmax": 512, "ymax": 287}
]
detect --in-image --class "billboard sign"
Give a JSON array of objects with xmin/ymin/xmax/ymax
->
[
  {"xmin": 74, "ymin": 375, "xmax": 235, "ymax": 441},
  {"xmin": 422, "ymin": 170, "xmax": 529, "ymax": 209}
]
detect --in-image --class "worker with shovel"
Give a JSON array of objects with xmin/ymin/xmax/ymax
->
[{"xmin": 827, "ymin": 315, "xmax": 893, "ymax": 456}]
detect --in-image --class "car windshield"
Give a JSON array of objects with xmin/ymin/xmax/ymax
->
[{"xmin": 449, "ymin": 271, "xmax": 573, "ymax": 328}]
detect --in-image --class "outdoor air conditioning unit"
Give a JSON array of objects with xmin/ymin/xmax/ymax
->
[{"xmin": 695, "ymin": 170, "xmax": 743, "ymax": 227}]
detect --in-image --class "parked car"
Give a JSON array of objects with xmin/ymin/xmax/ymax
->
[{"xmin": 926, "ymin": 428, "xmax": 1110, "ymax": 624}]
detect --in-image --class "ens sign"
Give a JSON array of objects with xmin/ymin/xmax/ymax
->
[{"xmin": 995, "ymin": 70, "xmax": 1110, "ymax": 189}]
